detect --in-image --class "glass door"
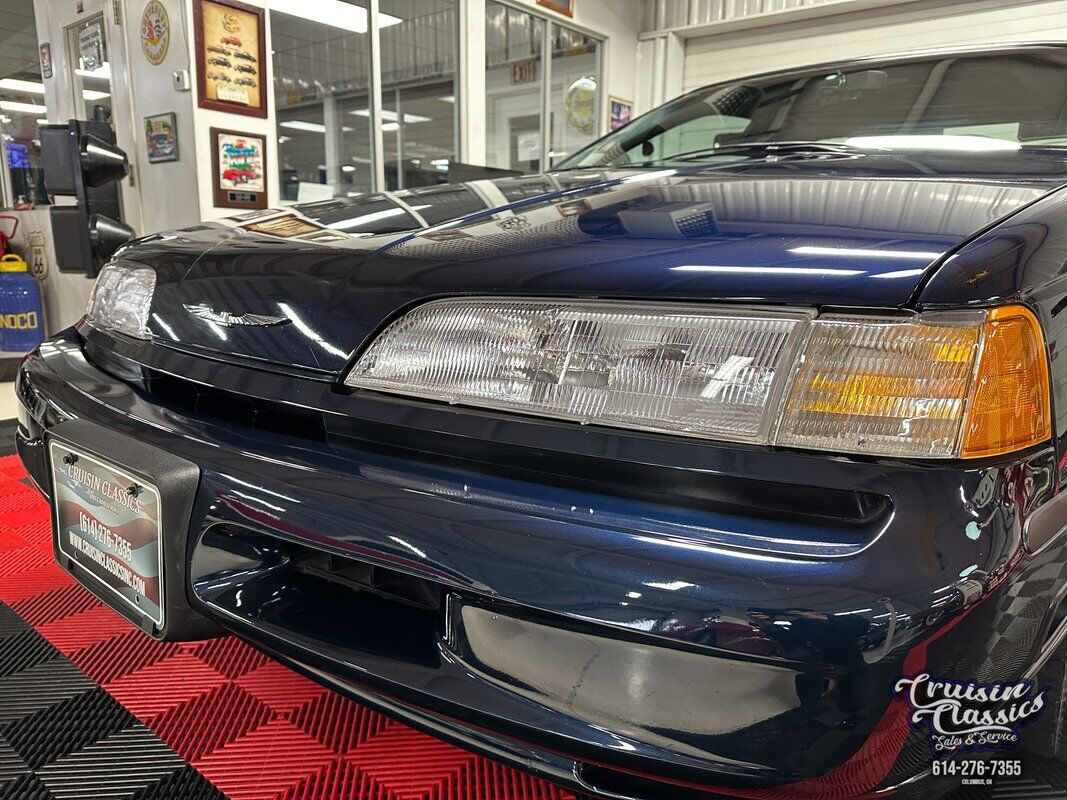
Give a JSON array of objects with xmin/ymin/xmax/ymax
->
[
  {"xmin": 57, "ymin": 2, "xmax": 141, "ymax": 232},
  {"xmin": 66, "ymin": 15, "xmax": 113, "ymax": 122},
  {"xmin": 485, "ymin": 2, "xmax": 602, "ymax": 173}
]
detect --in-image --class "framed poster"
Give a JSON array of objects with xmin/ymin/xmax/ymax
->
[
  {"xmin": 610, "ymin": 97, "xmax": 633, "ymax": 130},
  {"xmin": 194, "ymin": 0, "xmax": 267, "ymax": 118},
  {"xmin": 144, "ymin": 112, "xmax": 179, "ymax": 162},
  {"xmin": 210, "ymin": 127, "xmax": 267, "ymax": 209},
  {"xmin": 537, "ymin": 0, "xmax": 574, "ymax": 16},
  {"xmin": 140, "ymin": 1, "xmax": 171, "ymax": 66}
]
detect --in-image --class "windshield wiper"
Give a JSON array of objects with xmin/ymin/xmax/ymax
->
[{"xmin": 663, "ymin": 140, "xmax": 880, "ymax": 164}]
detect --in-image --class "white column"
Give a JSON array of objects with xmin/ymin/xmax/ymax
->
[
  {"xmin": 540, "ymin": 17, "xmax": 552, "ymax": 169},
  {"xmin": 457, "ymin": 0, "xmax": 486, "ymax": 165},
  {"xmin": 323, "ymin": 95, "xmax": 342, "ymax": 194},
  {"xmin": 664, "ymin": 31, "xmax": 685, "ymax": 102},
  {"xmin": 368, "ymin": 0, "xmax": 386, "ymax": 191}
]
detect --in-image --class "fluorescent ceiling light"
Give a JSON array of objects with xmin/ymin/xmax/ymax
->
[
  {"xmin": 341, "ymin": 165, "xmax": 355, "ymax": 172},
  {"xmin": 845, "ymin": 134, "xmax": 1021, "ymax": 152},
  {"xmin": 75, "ymin": 63, "xmax": 111, "ymax": 79},
  {"xmin": 670, "ymin": 265, "xmax": 865, "ymax": 276},
  {"xmin": 350, "ymin": 109, "xmax": 430, "ymax": 123},
  {"xmin": 872, "ymin": 268, "xmax": 925, "ymax": 280},
  {"xmin": 280, "ymin": 120, "xmax": 326, "ymax": 133},
  {"xmin": 327, "ymin": 206, "xmax": 408, "ymax": 229},
  {"xmin": 789, "ymin": 246, "xmax": 942, "ymax": 260},
  {"xmin": 438, "ymin": 95, "xmax": 455, "ymax": 103},
  {"xmin": 0, "ymin": 100, "xmax": 47, "ymax": 114},
  {"xmin": 0, "ymin": 78, "xmax": 45, "ymax": 94},
  {"xmin": 381, "ymin": 122, "xmax": 399, "ymax": 132},
  {"xmin": 267, "ymin": 0, "xmax": 401, "ymax": 32},
  {"xmin": 36, "ymin": 118, "xmax": 47, "ymax": 124},
  {"xmin": 82, "ymin": 89, "xmax": 110, "ymax": 101}
]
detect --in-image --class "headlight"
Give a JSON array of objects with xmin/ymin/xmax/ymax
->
[
  {"xmin": 347, "ymin": 299, "xmax": 811, "ymax": 443},
  {"xmin": 346, "ymin": 298, "xmax": 1051, "ymax": 460},
  {"xmin": 85, "ymin": 261, "xmax": 156, "ymax": 339}
]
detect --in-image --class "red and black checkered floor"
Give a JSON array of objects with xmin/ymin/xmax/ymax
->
[{"xmin": 0, "ymin": 454, "xmax": 575, "ymax": 800}]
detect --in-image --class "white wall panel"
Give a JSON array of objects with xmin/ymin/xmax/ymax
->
[
  {"xmin": 645, "ymin": 0, "xmax": 847, "ymax": 31},
  {"xmin": 682, "ymin": 0, "xmax": 1067, "ymax": 90}
]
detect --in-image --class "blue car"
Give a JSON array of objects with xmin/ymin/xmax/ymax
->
[{"xmin": 17, "ymin": 42, "xmax": 1067, "ymax": 799}]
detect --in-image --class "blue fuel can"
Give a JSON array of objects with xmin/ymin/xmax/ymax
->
[{"xmin": 0, "ymin": 254, "xmax": 44, "ymax": 352}]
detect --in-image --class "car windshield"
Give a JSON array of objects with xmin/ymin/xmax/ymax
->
[{"xmin": 557, "ymin": 48, "xmax": 1067, "ymax": 169}]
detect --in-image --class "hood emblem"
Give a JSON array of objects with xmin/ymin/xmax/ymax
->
[{"xmin": 184, "ymin": 303, "xmax": 290, "ymax": 328}]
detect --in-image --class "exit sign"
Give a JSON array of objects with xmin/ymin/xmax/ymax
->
[{"xmin": 510, "ymin": 58, "xmax": 538, "ymax": 84}]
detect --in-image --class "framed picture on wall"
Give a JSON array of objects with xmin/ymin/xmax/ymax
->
[
  {"xmin": 144, "ymin": 112, "xmax": 179, "ymax": 163},
  {"xmin": 210, "ymin": 127, "xmax": 267, "ymax": 209},
  {"xmin": 194, "ymin": 0, "xmax": 267, "ymax": 118},
  {"xmin": 609, "ymin": 97, "xmax": 634, "ymax": 130},
  {"xmin": 537, "ymin": 0, "xmax": 574, "ymax": 16}
]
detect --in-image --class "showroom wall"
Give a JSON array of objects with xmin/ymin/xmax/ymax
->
[
  {"xmin": 30, "ymin": 0, "xmax": 277, "ymax": 229},
  {"xmin": 639, "ymin": 0, "xmax": 1067, "ymax": 93},
  {"xmin": 26, "ymin": 0, "xmax": 641, "ymax": 233}
]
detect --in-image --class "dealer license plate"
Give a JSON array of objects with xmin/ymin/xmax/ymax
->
[{"xmin": 49, "ymin": 440, "xmax": 165, "ymax": 627}]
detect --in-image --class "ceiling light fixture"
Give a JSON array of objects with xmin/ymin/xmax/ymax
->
[
  {"xmin": 279, "ymin": 120, "xmax": 326, "ymax": 133},
  {"xmin": 0, "ymin": 100, "xmax": 47, "ymax": 114},
  {"xmin": 350, "ymin": 109, "xmax": 430, "ymax": 123},
  {"xmin": 0, "ymin": 78, "xmax": 45, "ymax": 95},
  {"xmin": 267, "ymin": 0, "xmax": 401, "ymax": 33}
]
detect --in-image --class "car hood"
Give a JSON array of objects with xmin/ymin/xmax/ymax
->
[{"xmin": 129, "ymin": 167, "xmax": 1057, "ymax": 376}]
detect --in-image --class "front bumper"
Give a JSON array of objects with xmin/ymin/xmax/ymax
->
[{"xmin": 15, "ymin": 326, "xmax": 1067, "ymax": 799}]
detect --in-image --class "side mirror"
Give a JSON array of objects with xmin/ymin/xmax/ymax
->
[{"xmin": 39, "ymin": 120, "xmax": 134, "ymax": 276}]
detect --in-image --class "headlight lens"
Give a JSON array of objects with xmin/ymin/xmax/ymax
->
[
  {"xmin": 346, "ymin": 299, "xmax": 812, "ymax": 443},
  {"xmin": 86, "ymin": 262, "xmax": 156, "ymax": 339},
  {"xmin": 345, "ymin": 299, "xmax": 1051, "ymax": 459}
]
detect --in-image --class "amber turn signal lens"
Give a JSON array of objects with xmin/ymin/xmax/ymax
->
[{"xmin": 961, "ymin": 305, "xmax": 1051, "ymax": 459}]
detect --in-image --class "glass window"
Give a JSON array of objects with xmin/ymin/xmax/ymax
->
[
  {"xmin": 548, "ymin": 26, "xmax": 600, "ymax": 166},
  {"xmin": 66, "ymin": 16, "xmax": 113, "ymax": 122},
  {"xmin": 0, "ymin": 0, "xmax": 50, "ymax": 206},
  {"xmin": 272, "ymin": 0, "xmax": 457, "ymax": 199},
  {"xmin": 379, "ymin": 0, "xmax": 457, "ymax": 190},
  {"xmin": 270, "ymin": 2, "xmax": 372, "ymax": 201},
  {"xmin": 335, "ymin": 94, "xmax": 373, "ymax": 198},
  {"xmin": 485, "ymin": 3, "xmax": 601, "ymax": 174},
  {"xmin": 485, "ymin": 1, "xmax": 545, "ymax": 173}
]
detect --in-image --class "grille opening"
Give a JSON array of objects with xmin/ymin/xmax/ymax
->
[
  {"xmin": 292, "ymin": 550, "xmax": 442, "ymax": 612},
  {"xmin": 142, "ymin": 369, "xmax": 328, "ymax": 442},
  {"xmin": 193, "ymin": 524, "xmax": 442, "ymax": 666},
  {"xmin": 328, "ymin": 417, "xmax": 892, "ymax": 533}
]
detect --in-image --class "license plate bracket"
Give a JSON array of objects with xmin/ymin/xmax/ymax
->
[{"xmin": 49, "ymin": 439, "xmax": 165, "ymax": 629}]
